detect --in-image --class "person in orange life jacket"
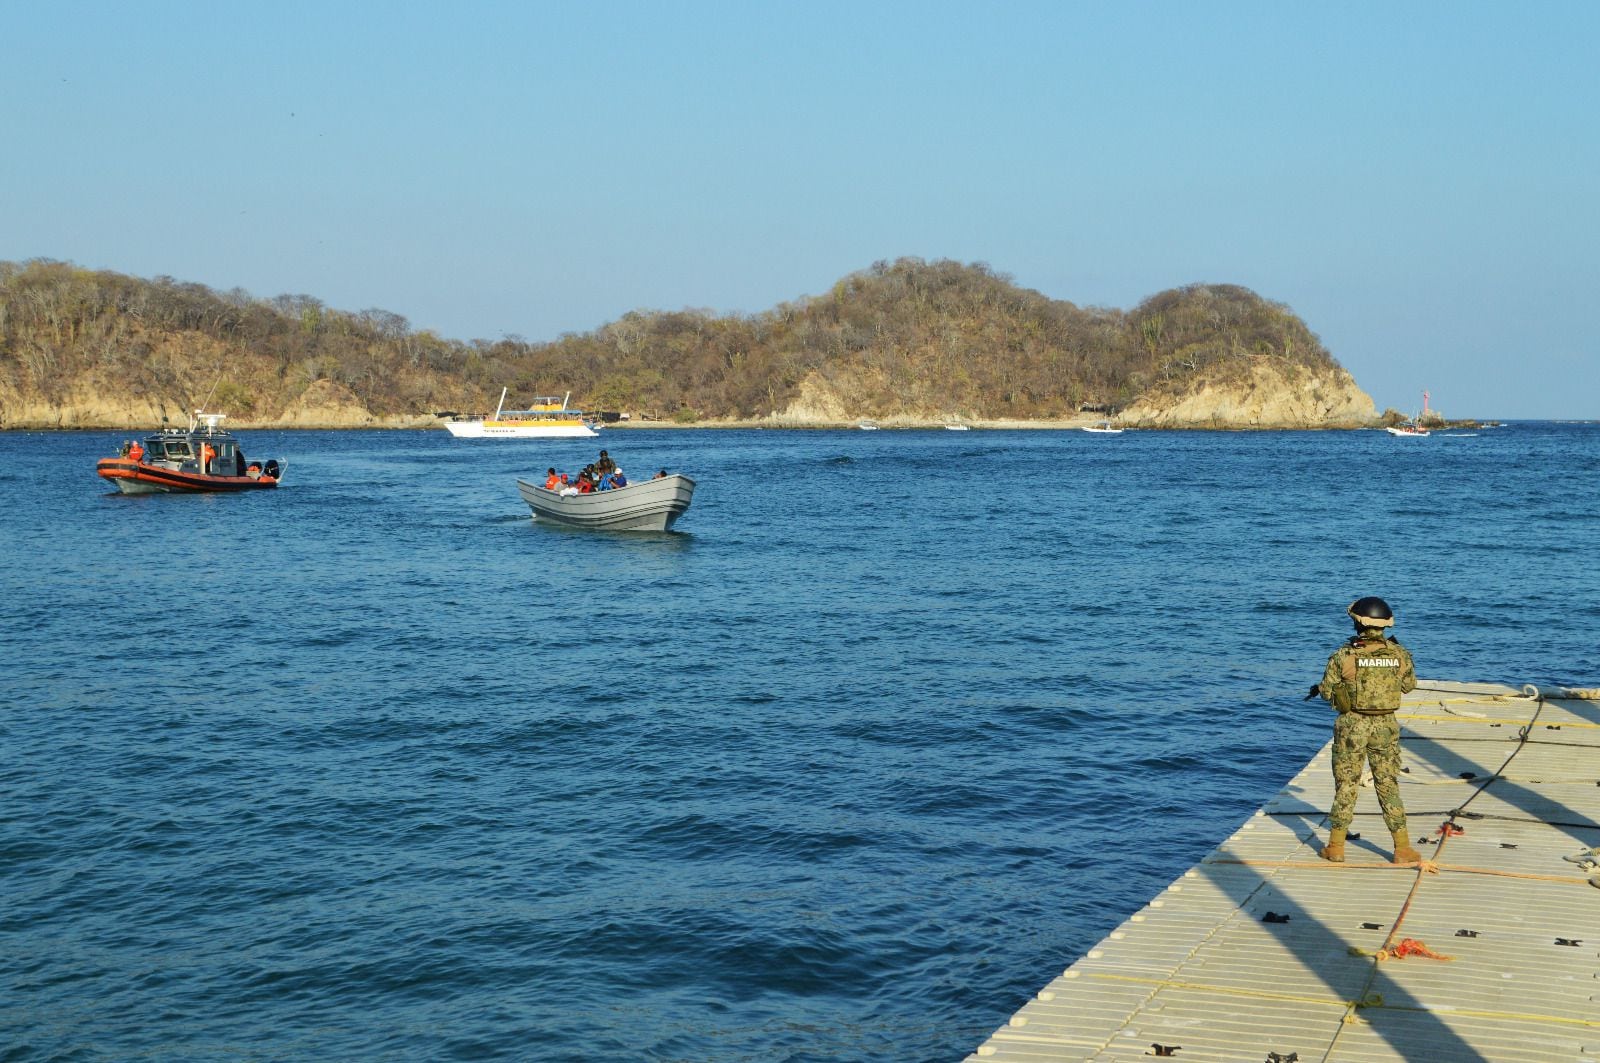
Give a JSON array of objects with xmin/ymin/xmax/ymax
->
[
  {"xmin": 575, "ymin": 475, "xmax": 595, "ymax": 494},
  {"xmin": 544, "ymin": 467, "xmax": 561, "ymax": 490},
  {"xmin": 128, "ymin": 440, "xmax": 145, "ymax": 463},
  {"xmin": 201, "ymin": 442, "xmax": 216, "ymax": 473},
  {"xmin": 1312, "ymin": 596, "xmax": 1420, "ymax": 864}
]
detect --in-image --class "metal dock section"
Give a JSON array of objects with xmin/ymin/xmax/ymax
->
[{"xmin": 968, "ymin": 681, "xmax": 1600, "ymax": 1062}]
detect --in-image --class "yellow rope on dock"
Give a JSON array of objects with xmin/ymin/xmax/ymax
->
[
  {"xmin": 1396, "ymin": 712, "xmax": 1600, "ymax": 728},
  {"xmin": 1079, "ymin": 972, "xmax": 1600, "ymax": 1030},
  {"xmin": 1363, "ymin": 1003, "xmax": 1600, "ymax": 1030},
  {"xmin": 1079, "ymin": 971, "xmax": 1363, "ymax": 1012},
  {"xmin": 1204, "ymin": 857, "xmax": 1594, "ymax": 887}
]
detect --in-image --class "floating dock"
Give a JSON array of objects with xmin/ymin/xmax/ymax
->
[{"xmin": 968, "ymin": 681, "xmax": 1600, "ymax": 1062}]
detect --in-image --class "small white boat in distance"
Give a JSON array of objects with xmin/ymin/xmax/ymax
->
[
  {"xmin": 446, "ymin": 388, "xmax": 597, "ymax": 438},
  {"xmin": 1082, "ymin": 420, "xmax": 1123, "ymax": 434},
  {"xmin": 943, "ymin": 423, "xmax": 970, "ymax": 431},
  {"xmin": 857, "ymin": 421, "xmax": 880, "ymax": 431},
  {"xmin": 1386, "ymin": 388, "xmax": 1434, "ymax": 437},
  {"xmin": 515, "ymin": 474, "xmax": 696, "ymax": 532}
]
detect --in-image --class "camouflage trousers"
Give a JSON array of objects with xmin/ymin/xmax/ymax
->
[{"xmin": 1329, "ymin": 711, "xmax": 1409, "ymax": 833}]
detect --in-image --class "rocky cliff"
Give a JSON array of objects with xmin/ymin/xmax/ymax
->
[
  {"xmin": 0, "ymin": 360, "xmax": 1381, "ymax": 431},
  {"xmin": 0, "ymin": 377, "xmax": 438, "ymax": 430},
  {"xmin": 1116, "ymin": 357, "xmax": 1376, "ymax": 429}
]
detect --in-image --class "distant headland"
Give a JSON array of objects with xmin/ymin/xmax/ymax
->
[{"xmin": 2, "ymin": 257, "xmax": 1395, "ymax": 431}]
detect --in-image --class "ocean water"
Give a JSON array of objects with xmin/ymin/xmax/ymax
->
[{"xmin": 2, "ymin": 423, "xmax": 1597, "ymax": 1062}]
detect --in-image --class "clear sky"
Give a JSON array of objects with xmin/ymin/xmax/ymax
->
[{"xmin": 6, "ymin": 1, "xmax": 1596, "ymax": 418}]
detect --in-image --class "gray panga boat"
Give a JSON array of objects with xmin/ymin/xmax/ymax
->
[{"xmin": 515, "ymin": 473, "xmax": 696, "ymax": 532}]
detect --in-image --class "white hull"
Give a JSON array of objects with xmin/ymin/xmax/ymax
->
[
  {"xmin": 1385, "ymin": 425, "xmax": 1430, "ymax": 437},
  {"xmin": 515, "ymin": 474, "xmax": 695, "ymax": 532},
  {"xmin": 446, "ymin": 420, "xmax": 597, "ymax": 438}
]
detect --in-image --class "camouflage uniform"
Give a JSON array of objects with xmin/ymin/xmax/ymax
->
[{"xmin": 1319, "ymin": 634, "xmax": 1416, "ymax": 833}]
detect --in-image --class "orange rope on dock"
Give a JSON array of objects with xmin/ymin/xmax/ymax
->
[{"xmin": 1348, "ymin": 937, "xmax": 1454, "ymax": 961}]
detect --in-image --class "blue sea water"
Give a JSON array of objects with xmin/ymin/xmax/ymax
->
[{"xmin": 2, "ymin": 423, "xmax": 1598, "ymax": 1062}]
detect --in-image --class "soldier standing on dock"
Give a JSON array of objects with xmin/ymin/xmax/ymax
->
[{"xmin": 1311, "ymin": 597, "xmax": 1422, "ymax": 864}]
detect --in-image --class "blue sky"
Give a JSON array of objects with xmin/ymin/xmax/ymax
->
[{"xmin": 6, "ymin": 1, "xmax": 1596, "ymax": 418}]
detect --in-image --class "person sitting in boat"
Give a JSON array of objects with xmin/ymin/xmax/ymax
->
[
  {"xmin": 544, "ymin": 467, "xmax": 562, "ymax": 490},
  {"xmin": 653, "ymin": 469, "xmax": 668, "ymax": 480},
  {"xmin": 609, "ymin": 468, "xmax": 627, "ymax": 488},
  {"xmin": 127, "ymin": 440, "xmax": 144, "ymax": 463},
  {"xmin": 596, "ymin": 450, "xmax": 615, "ymax": 475}
]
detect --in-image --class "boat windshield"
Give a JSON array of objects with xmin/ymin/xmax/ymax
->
[{"xmin": 157, "ymin": 439, "xmax": 194, "ymax": 458}]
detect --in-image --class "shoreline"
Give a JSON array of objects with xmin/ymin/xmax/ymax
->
[
  {"xmin": 0, "ymin": 413, "xmax": 1517, "ymax": 432},
  {"xmin": 3, "ymin": 416, "xmax": 1411, "ymax": 433}
]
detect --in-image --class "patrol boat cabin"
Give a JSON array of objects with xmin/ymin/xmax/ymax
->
[{"xmin": 96, "ymin": 411, "xmax": 285, "ymax": 494}]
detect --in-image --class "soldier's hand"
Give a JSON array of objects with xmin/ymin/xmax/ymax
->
[{"xmin": 1304, "ymin": 683, "xmax": 1322, "ymax": 701}]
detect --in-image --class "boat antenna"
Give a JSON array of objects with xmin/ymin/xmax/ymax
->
[
  {"xmin": 191, "ymin": 368, "xmax": 225, "ymax": 428},
  {"xmin": 494, "ymin": 387, "xmax": 508, "ymax": 421}
]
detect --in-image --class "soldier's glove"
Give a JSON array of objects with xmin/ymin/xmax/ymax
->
[{"xmin": 1304, "ymin": 683, "xmax": 1322, "ymax": 701}]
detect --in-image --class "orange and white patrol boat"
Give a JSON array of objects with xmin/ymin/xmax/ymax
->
[{"xmin": 96, "ymin": 411, "xmax": 285, "ymax": 494}]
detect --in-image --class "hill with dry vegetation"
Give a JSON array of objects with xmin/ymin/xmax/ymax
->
[{"xmin": 0, "ymin": 257, "xmax": 1376, "ymax": 429}]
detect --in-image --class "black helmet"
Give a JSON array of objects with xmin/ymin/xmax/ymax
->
[{"xmin": 1347, "ymin": 596, "xmax": 1394, "ymax": 628}]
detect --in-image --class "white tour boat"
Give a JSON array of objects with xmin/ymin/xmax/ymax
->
[{"xmin": 445, "ymin": 388, "xmax": 598, "ymax": 438}]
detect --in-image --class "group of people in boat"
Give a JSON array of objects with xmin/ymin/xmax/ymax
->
[{"xmin": 542, "ymin": 449, "xmax": 669, "ymax": 495}]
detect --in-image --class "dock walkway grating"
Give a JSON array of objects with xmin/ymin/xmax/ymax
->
[{"xmin": 966, "ymin": 681, "xmax": 1600, "ymax": 1063}]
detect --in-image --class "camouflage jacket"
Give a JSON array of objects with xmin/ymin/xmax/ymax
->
[{"xmin": 1319, "ymin": 635, "xmax": 1416, "ymax": 713}]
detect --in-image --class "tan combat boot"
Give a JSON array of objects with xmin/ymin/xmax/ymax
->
[
  {"xmin": 1391, "ymin": 829, "xmax": 1421, "ymax": 864},
  {"xmin": 1320, "ymin": 827, "xmax": 1346, "ymax": 862}
]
